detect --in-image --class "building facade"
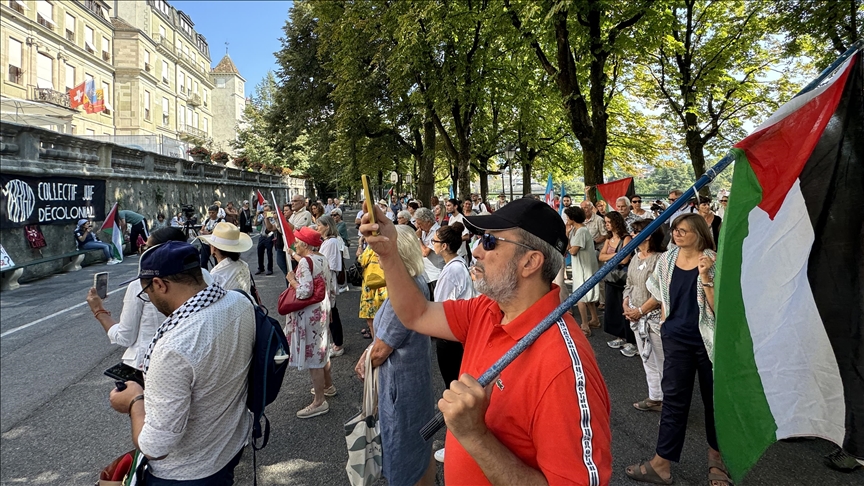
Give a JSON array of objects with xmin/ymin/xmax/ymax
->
[
  {"xmin": 112, "ymin": 0, "xmax": 212, "ymax": 149},
  {"xmin": 1, "ymin": 0, "xmax": 115, "ymax": 135},
  {"xmin": 210, "ymin": 53, "xmax": 245, "ymax": 153}
]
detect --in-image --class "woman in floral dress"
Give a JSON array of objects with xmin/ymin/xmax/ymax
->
[{"xmin": 284, "ymin": 227, "xmax": 334, "ymax": 419}]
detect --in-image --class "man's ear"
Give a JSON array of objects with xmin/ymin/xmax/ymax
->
[
  {"xmin": 519, "ymin": 251, "xmax": 544, "ymax": 279},
  {"xmin": 151, "ymin": 277, "xmax": 169, "ymax": 295}
]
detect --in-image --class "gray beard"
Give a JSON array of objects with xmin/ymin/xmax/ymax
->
[{"xmin": 474, "ymin": 258, "xmax": 520, "ymax": 304}]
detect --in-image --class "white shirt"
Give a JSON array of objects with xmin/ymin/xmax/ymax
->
[
  {"xmin": 447, "ymin": 213, "xmax": 470, "ymax": 257},
  {"xmin": 210, "ymin": 258, "xmax": 251, "ymax": 293},
  {"xmin": 109, "ymin": 270, "xmax": 214, "ymax": 371},
  {"xmin": 421, "ymin": 222, "xmax": 445, "ymax": 282},
  {"xmin": 139, "ymin": 290, "xmax": 254, "ymax": 480},
  {"xmin": 434, "ymin": 256, "xmax": 476, "ymax": 302},
  {"xmin": 319, "ymin": 237, "xmax": 342, "ymax": 302}
]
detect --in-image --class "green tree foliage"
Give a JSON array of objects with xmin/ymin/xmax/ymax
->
[
  {"xmin": 773, "ymin": 0, "xmax": 862, "ymax": 70},
  {"xmin": 232, "ymin": 71, "xmax": 279, "ymax": 170},
  {"xmin": 636, "ymin": 0, "xmax": 795, "ymax": 195}
]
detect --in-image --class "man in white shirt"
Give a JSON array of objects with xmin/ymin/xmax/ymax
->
[
  {"xmin": 470, "ymin": 194, "xmax": 489, "ymax": 214},
  {"xmin": 324, "ymin": 198, "xmax": 335, "ymax": 215},
  {"xmin": 415, "ymin": 207, "xmax": 445, "ymax": 293},
  {"xmin": 289, "ymin": 195, "xmax": 313, "ymax": 228},
  {"xmin": 109, "ymin": 241, "xmax": 254, "ymax": 483},
  {"xmin": 445, "ymin": 198, "xmax": 471, "ymax": 258},
  {"xmin": 560, "ymin": 195, "xmax": 573, "ymax": 222},
  {"xmin": 581, "ymin": 200, "xmax": 607, "ymax": 251}
]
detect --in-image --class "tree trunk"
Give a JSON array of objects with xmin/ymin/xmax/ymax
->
[
  {"xmin": 477, "ymin": 157, "xmax": 490, "ymax": 202},
  {"xmin": 685, "ymin": 117, "xmax": 710, "ymax": 196},
  {"xmin": 521, "ymin": 159, "xmax": 532, "ymax": 196},
  {"xmin": 418, "ymin": 116, "xmax": 436, "ymax": 206}
]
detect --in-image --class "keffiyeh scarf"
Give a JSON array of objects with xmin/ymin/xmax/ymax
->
[{"xmin": 142, "ymin": 283, "xmax": 227, "ymax": 373}]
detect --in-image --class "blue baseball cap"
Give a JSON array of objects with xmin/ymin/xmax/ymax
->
[{"xmin": 132, "ymin": 241, "xmax": 200, "ymax": 281}]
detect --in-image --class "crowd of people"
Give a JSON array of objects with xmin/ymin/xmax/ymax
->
[{"xmin": 80, "ymin": 184, "xmax": 827, "ymax": 486}]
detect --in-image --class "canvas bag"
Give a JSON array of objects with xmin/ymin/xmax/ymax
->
[{"xmin": 344, "ymin": 350, "xmax": 382, "ymax": 486}]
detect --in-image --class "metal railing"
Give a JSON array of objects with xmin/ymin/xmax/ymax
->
[{"xmin": 178, "ymin": 123, "xmax": 207, "ymax": 140}]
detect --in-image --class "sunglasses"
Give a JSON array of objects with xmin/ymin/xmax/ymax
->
[
  {"xmin": 632, "ymin": 200, "xmax": 642, "ymax": 203},
  {"xmin": 669, "ymin": 198, "xmax": 678, "ymax": 202},
  {"xmin": 720, "ymin": 200, "xmax": 728, "ymax": 203},
  {"xmin": 479, "ymin": 233, "xmax": 535, "ymax": 252}
]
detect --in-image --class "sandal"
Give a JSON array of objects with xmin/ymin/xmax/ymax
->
[
  {"xmin": 625, "ymin": 460, "xmax": 673, "ymax": 485},
  {"xmin": 360, "ymin": 328, "xmax": 372, "ymax": 339},
  {"xmin": 588, "ymin": 318, "xmax": 601, "ymax": 329},
  {"xmin": 581, "ymin": 325, "xmax": 592, "ymax": 337},
  {"xmin": 707, "ymin": 457, "xmax": 733, "ymax": 486},
  {"xmin": 633, "ymin": 399, "xmax": 663, "ymax": 412}
]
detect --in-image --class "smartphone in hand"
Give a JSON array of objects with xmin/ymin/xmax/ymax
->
[
  {"xmin": 94, "ymin": 272, "xmax": 109, "ymax": 299},
  {"xmin": 361, "ymin": 175, "xmax": 377, "ymax": 236}
]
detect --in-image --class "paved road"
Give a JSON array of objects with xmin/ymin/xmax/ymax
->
[{"xmin": 1, "ymin": 216, "xmax": 860, "ymax": 485}]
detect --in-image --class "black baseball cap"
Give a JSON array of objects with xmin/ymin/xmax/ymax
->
[{"xmin": 463, "ymin": 198, "xmax": 568, "ymax": 255}]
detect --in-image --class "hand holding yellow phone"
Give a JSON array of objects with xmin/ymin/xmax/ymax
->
[{"xmin": 361, "ymin": 175, "xmax": 378, "ymax": 236}]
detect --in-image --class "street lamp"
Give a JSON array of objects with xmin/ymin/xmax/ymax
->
[{"xmin": 504, "ymin": 146, "xmax": 516, "ymax": 201}]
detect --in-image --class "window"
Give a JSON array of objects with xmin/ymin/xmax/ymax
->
[
  {"xmin": 159, "ymin": 25, "xmax": 166, "ymax": 39},
  {"xmin": 102, "ymin": 81, "xmax": 111, "ymax": 114},
  {"xmin": 65, "ymin": 63, "xmax": 75, "ymax": 90},
  {"xmin": 71, "ymin": 125, "xmax": 76, "ymax": 134},
  {"xmin": 216, "ymin": 78, "xmax": 226, "ymax": 88},
  {"xmin": 155, "ymin": 0, "xmax": 169, "ymax": 16},
  {"xmin": 187, "ymin": 106, "xmax": 193, "ymax": 127},
  {"xmin": 7, "ymin": 38, "xmax": 23, "ymax": 84},
  {"xmin": 202, "ymin": 117, "xmax": 208, "ymax": 134},
  {"xmin": 178, "ymin": 71, "xmax": 185, "ymax": 93},
  {"xmin": 85, "ymin": 72, "xmax": 94, "ymax": 85},
  {"xmin": 203, "ymin": 90, "xmax": 207, "ymax": 107},
  {"xmin": 177, "ymin": 104, "xmax": 185, "ymax": 126},
  {"xmin": 9, "ymin": 0, "xmax": 27, "ymax": 14},
  {"xmin": 176, "ymin": 39, "xmax": 182, "ymax": 52},
  {"xmin": 162, "ymin": 60, "xmax": 169, "ymax": 84},
  {"xmin": 192, "ymin": 80, "xmax": 198, "ymax": 95},
  {"xmin": 162, "ymin": 97, "xmax": 169, "ymax": 125},
  {"xmin": 85, "ymin": 26, "xmax": 95, "ymax": 53},
  {"xmin": 102, "ymin": 36, "xmax": 110, "ymax": 61},
  {"xmin": 144, "ymin": 90, "xmax": 151, "ymax": 120},
  {"xmin": 65, "ymin": 13, "xmax": 75, "ymax": 41},
  {"xmin": 37, "ymin": 53, "xmax": 53, "ymax": 89},
  {"xmin": 144, "ymin": 50, "xmax": 151, "ymax": 71},
  {"xmin": 36, "ymin": 1, "xmax": 55, "ymax": 30},
  {"xmin": 192, "ymin": 111, "xmax": 198, "ymax": 128},
  {"xmin": 86, "ymin": 128, "xmax": 96, "ymax": 136}
]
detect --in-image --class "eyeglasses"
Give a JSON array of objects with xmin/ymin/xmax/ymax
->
[
  {"xmin": 137, "ymin": 281, "xmax": 154, "ymax": 302},
  {"xmin": 669, "ymin": 197, "xmax": 678, "ymax": 202},
  {"xmin": 431, "ymin": 239, "xmax": 442, "ymax": 244},
  {"xmin": 480, "ymin": 233, "xmax": 535, "ymax": 252},
  {"xmin": 632, "ymin": 199, "xmax": 642, "ymax": 204},
  {"xmin": 720, "ymin": 200, "xmax": 728, "ymax": 203},
  {"xmin": 672, "ymin": 227, "xmax": 690, "ymax": 236}
]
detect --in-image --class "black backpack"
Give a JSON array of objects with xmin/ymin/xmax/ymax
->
[{"xmin": 233, "ymin": 290, "xmax": 289, "ymax": 450}]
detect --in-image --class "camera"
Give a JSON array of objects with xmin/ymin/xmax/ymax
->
[
  {"xmin": 651, "ymin": 201, "xmax": 665, "ymax": 214},
  {"xmin": 181, "ymin": 204, "xmax": 196, "ymax": 220}
]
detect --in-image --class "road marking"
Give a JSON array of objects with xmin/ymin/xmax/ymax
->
[{"xmin": 0, "ymin": 287, "xmax": 127, "ymax": 338}]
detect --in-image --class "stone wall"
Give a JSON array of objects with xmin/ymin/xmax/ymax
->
[{"xmin": 0, "ymin": 121, "xmax": 307, "ymax": 284}]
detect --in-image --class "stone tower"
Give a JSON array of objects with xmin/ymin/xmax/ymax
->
[{"xmin": 210, "ymin": 54, "xmax": 245, "ymax": 153}]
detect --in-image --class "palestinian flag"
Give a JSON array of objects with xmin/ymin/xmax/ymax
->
[
  {"xmin": 99, "ymin": 203, "xmax": 124, "ymax": 262},
  {"xmin": 271, "ymin": 191, "xmax": 295, "ymax": 247},
  {"xmin": 593, "ymin": 177, "xmax": 634, "ymax": 205},
  {"xmin": 713, "ymin": 51, "xmax": 863, "ymax": 481}
]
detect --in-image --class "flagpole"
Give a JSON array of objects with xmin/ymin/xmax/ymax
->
[
  {"xmin": 419, "ymin": 42, "xmax": 864, "ymax": 441},
  {"xmin": 271, "ymin": 191, "xmax": 290, "ymax": 250}
]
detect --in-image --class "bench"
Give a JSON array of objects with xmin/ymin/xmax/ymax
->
[{"xmin": 0, "ymin": 249, "xmax": 103, "ymax": 291}]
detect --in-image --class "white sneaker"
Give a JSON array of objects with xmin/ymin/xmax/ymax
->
[
  {"xmin": 434, "ymin": 448, "xmax": 445, "ymax": 463},
  {"xmin": 338, "ymin": 285, "xmax": 350, "ymax": 294},
  {"xmin": 106, "ymin": 259, "xmax": 120, "ymax": 265},
  {"xmin": 330, "ymin": 345, "xmax": 345, "ymax": 357},
  {"xmin": 620, "ymin": 343, "xmax": 637, "ymax": 357}
]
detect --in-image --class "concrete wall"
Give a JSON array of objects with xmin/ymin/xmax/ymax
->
[{"xmin": 0, "ymin": 121, "xmax": 306, "ymax": 284}]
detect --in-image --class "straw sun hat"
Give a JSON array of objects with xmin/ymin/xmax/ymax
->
[{"xmin": 197, "ymin": 222, "xmax": 253, "ymax": 253}]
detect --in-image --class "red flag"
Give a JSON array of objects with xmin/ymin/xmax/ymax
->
[
  {"xmin": 256, "ymin": 190, "xmax": 265, "ymax": 207},
  {"xmin": 68, "ymin": 82, "xmax": 86, "ymax": 109},
  {"xmin": 595, "ymin": 177, "xmax": 635, "ymax": 204},
  {"xmin": 271, "ymin": 191, "xmax": 295, "ymax": 247}
]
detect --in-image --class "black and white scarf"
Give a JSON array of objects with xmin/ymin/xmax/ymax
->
[{"xmin": 142, "ymin": 284, "xmax": 228, "ymax": 374}]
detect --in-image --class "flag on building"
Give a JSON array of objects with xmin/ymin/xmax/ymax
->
[
  {"xmin": 99, "ymin": 203, "xmax": 124, "ymax": 262},
  {"xmin": 271, "ymin": 191, "xmax": 295, "ymax": 247},
  {"xmin": 592, "ymin": 177, "xmax": 635, "ymax": 205},
  {"xmin": 543, "ymin": 174, "xmax": 554, "ymax": 207},
  {"xmin": 82, "ymin": 79, "xmax": 104, "ymax": 114},
  {"xmin": 68, "ymin": 82, "xmax": 86, "ymax": 109},
  {"xmin": 713, "ymin": 51, "xmax": 863, "ymax": 481}
]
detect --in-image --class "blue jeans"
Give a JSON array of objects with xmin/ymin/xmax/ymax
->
[
  {"xmin": 144, "ymin": 448, "xmax": 243, "ymax": 485},
  {"xmin": 81, "ymin": 240, "xmax": 112, "ymax": 261}
]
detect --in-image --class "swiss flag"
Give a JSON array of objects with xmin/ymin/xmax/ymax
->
[{"xmin": 68, "ymin": 82, "xmax": 86, "ymax": 109}]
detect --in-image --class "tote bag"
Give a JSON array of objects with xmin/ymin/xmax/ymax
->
[
  {"xmin": 344, "ymin": 351, "xmax": 382, "ymax": 486},
  {"xmin": 277, "ymin": 256, "xmax": 327, "ymax": 314}
]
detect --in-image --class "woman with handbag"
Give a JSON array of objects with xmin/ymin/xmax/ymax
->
[
  {"xmin": 623, "ymin": 219, "xmax": 666, "ymax": 412},
  {"xmin": 354, "ymin": 225, "xmax": 436, "ymax": 486},
  {"xmin": 316, "ymin": 215, "xmax": 346, "ymax": 357},
  {"xmin": 281, "ymin": 227, "xmax": 335, "ymax": 419},
  {"xmin": 357, "ymin": 241, "xmax": 388, "ymax": 340},
  {"xmin": 600, "ymin": 211, "xmax": 636, "ymax": 356}
]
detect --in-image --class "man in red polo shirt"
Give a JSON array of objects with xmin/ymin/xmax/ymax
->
[{"xmin": 360, "ymin": 198, "xmax": 612, "ymax": 485}]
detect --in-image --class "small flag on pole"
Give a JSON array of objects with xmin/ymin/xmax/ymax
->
[
  {"xmin": 544, "ymin": 174, "xmax": 554, "ymax": 207},
  {"xmin": 99, "ymin": 203, "xmax": 124, "ymax": 262},
  {"xmin": 559, "ymin": 181, "xmax": 566, "ymax": 215},
  {"xmin": 271, "ymin": 191, "xmax": 295, "ymax": 247},
  {"xmin": 256, "ymin": 190, "xmax": 266, "ymax": 208}
]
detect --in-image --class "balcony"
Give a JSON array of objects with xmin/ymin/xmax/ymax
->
[
  {"xmin": 178, "ymin": 123, "xmax": 207, "ymax": 142},
  {"xmin": 30, "ymin": 87, "xmax": 71, "ymax": 109},
  {"xmin": 187, "ymin": 93, "xmax": 201, "ymax": 107},
  {"xmin": 154, "ymin": 35, "xmax": 177, "ymax": 61}
]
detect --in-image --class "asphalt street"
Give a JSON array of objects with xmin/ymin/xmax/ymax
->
[{"xmin": 1, "ymin": 213, "xmax": 860, "ymax": 485}]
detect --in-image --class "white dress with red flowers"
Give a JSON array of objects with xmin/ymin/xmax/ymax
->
[{"xmin": 284, "ymin": 253, "xmax": 332, "ymax": 369}]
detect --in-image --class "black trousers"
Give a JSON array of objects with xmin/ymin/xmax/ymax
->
[
  {"xmin": 330, "ymin": 306, "xmax": 344, "ymax": 347},
  {"xmin": 199, "ymin": 243, "xmax": 212, "ymax": 270},
  {"xmin": 257, "ymin": 236, "xmax": 273, "ymax": 272},
  {"xmin": 436, "ymin": 339, "xmax": 464, "ymax": 385},
  {"xmin": 604, "ymin": 282, "xmax": 635, "ymax": 344},
  {"xmin": 655, "ymin": 333, "xmax": 718, "ymax": 462}
]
